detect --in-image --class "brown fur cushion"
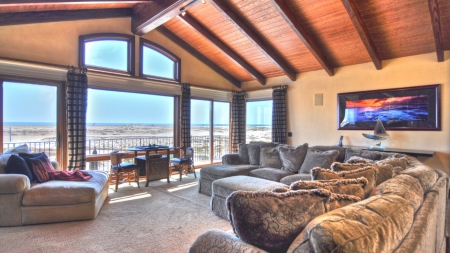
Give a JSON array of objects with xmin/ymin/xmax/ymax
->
[
  {"xmin": 226, "ymin": 189, "xmax": 360, "ymax": 252},
  {"xmin": 290, "ymin": 177, "xmax": 368, "ymax": 199},
  {"xmin": 331, "ymin": 162, "xmax": 397, "ymax": 185},
  {"xmin": 311, "ymin": 167, "xmax": 378, "ymax": 198}
]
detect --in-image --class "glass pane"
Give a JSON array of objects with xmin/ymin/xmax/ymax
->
[
  {"xmin": 191, "ymin": 99, "xmax": 210, "ymax": 164},
  {"xmin": 142, "ymin": 46, "xmax": 175, "ymax": 79},
  {"xmin": 246, "ymin": 100, "xmax": 272, "ymax": 143},
  {"xmin": 213, "ymin": 102, "xmax": 229, "ymax": 162},
  {"xmin": 85, "ymin": 40, "xmax": 128, "ymax": 71},
  {"xmin": 3, "ymin": 82, "xmax": 57, "ymax": 159},
  {"xmin": 86, "ymin": 89, "xmax": 174, "ymax": 170}
]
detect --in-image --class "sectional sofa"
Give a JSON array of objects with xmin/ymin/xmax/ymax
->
[{"xmin": 190, "ymin": 143, "xmax": 448, "ymax": 253}]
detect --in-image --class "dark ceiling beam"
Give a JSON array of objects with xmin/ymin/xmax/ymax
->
[
  {"xmin": 0, "ymin": 0, "xmax": 149, "ymax": 4},
  {"xmin": 178, "ymin": 14, "xmax": 266, "ymax": 85},
  {"xmin": 156, "ymin": 26, "xmax": 242, "ymax": 88},
  {"xmin": 132, "ymin": 0, "xmax": 199, "ymax": 36},
  {"xmin": 269, "ymin": 0, "xmax": 334, "ymax": 76},
  {"xmin": 341, "ymin": 0, "xmax": 382, "ymax": 70},
  {"xmin": 0, "ymin": 8, "xmax": 130, "ymax": 26},
  {"xmin": 427, "ymin": 0, "xmax": 444, "ymax": 62},
  {"xmin": 209, "ymin": 0, "xmax": 297, "ymax": 81}
]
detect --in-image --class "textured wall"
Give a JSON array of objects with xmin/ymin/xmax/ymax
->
[
  {"xmin": 243, "ymin": 52, "xmax": 450, "ymax": 174},
  {"xmin": 0, "ymin": 17, "xmax": 237, "ymax": 90}
]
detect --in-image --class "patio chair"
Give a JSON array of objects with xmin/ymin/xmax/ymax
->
[{"xmin": 170, "ymin": 147, "xmax": 196, "ymax": 181}]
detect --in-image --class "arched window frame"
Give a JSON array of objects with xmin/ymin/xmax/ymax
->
[
  {"xmin": 79, "ymin": 33, "xmax": 135, "ymax": 76},
  {"xmin": 140, "ymin": 38, "xmax": 181, "ymax": 83}
]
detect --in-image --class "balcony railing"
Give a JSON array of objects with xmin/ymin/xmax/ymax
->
[{"xmin": 3, "ymin": 135, "xmax": 230, "ymax": 170}]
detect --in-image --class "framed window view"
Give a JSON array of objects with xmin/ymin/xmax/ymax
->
[{"xmin": 338, "ymin": 84, "xmax": 441, "ymax": 131}]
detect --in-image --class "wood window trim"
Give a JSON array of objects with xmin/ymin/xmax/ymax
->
[
  {"xmin": 139, "ymin": 38, "xmax": 181, "ymax": 83},
  {"xmin": 79, "ymin": 33, "xmax": 136, "ymax": 76}
]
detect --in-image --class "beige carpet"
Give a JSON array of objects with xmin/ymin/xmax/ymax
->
[{"xmin": 0, "ymin": 172, "xmax": 232, "ymax": 253}]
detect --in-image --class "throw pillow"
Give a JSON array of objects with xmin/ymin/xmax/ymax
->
[
  {"xmin": 26, "ymin": 153, "xmax": 56, "ymax": 183},
  {"xmin": 331, "ymin": 162, "xmax": 396, "ymax": 185},
  {"xmin": 311, "ymin": 167, "xmax": 378, "ymax": 198},
  {"xmin": 5, "ymin": 154, "xmax": 34, "ymax": 181},
  {"xmin": 20, "ymin": 152, "xmax": 53, "ymax": 182},
  {"xmin": 4, "ymin": 144, "xmax": 30, "ymax": 154},
  {"xmin": 278, "ymin": 143, "xmax": 308, "ymax": 173},
  {"xmin": 226, "ymin": 189, "xmax": 359, "ymax": 252},
  {"xmin": 248, "ymin": 142, "xmax": 277, "ymax": 165},
  {"xmin": 259, "ymin": 146, "xmax": 282, "ymax": 168},
  {"xmin": 346, "ymin": 156, "xmax": 375, "ymax": 164},
  {"xmin": 0, "ymin": 153, "xmax": 12, "ymax": 174},
  {"xmin": 299, "ymin": 149, "xmax": 339, "ymax": 174},
  {"xmin": 290, "ymin": 177, "xmax": 368, "ymax": 199},
  {"xmin": 343, "ymin": 148, "xmax": 403, "ymax": 162},
  {"xmin": 238, "ymin": 143, "xmax": 249, "ymax": 164}
]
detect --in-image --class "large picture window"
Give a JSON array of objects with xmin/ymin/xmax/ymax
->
[
  {"xmin": 140, "ymin": 38, "xmax": 180, "ymax": 82},
  {"xmin": 79, "ymin": 33, "xmax": 135, "ymax": 75},
  {"xmin": 246, "ymin": 100, "xmax": 272, "ymax": 143}
]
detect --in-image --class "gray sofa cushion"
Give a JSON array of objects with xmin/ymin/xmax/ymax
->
[
  {"xmin": 259, "ymin": 146, "xmax": 282, "ymax": 169},
  {"xmin": 280, "ymin": 174, "xmax": 312, "ymax": 184},
  {"xmin": 278, "ymin": 143, "xmax": 308, "ymax": 173},
  {"xmin": 227, "ymin": 189, "xmax": 359, "ymax": 252},
  {"xmin": 299, "ymin": 149, "xmax": 339, "ymax": 174},
  {"xmin": 212, "ymin": 175, "xmax": 285, "ymax": 199},
  {"xmin": 248, "ymin": 142, "xmax": 277, "ymax": 165},
  {"xmin": 238, "ymin": 143, "xmax": 249, "ymax": 164},
  {"xmin": 309, "ymin": 145, "xmax": 347, "ymax": 163},
  {"xmin": 200, "ymin": 164, "xmax": 259, "ymax": 181},
  {"xmin": 22, "ymin": 170, "xmax": 108, "ymax": 206},
  {"xmin": 249, "ymin": 168, "xmax": 294, "ymax": 182}
]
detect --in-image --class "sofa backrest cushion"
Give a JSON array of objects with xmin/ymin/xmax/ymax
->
[
  {"xmin": 400, "ymin": 165, "xmax": 438, "ymax": 192},
  {"xmin": 227, "ymin": 189, "xmax": 359, "ymax": 252},
  {"xmin": 311, "ymin": 167, "xmax": 378, "ymax": 198},
  {"xmin": 5, "ymin": 154, "xmax": 34, "ymax": 182},
  {"xmin": 309, "ymin": 145, "xmax": 347, "ymax": 163},
  {"xmin": 288, "ymin": 194, "xmax": 415, "ymax": 253},
  {"xmin": 247, "ymin": 142, "xmax": 277, "ymax": 165},
  {"xmin": 238, "ymin": 143, "xmax": 249, "ymax": 164},
  {"xmin": 299, "ymin": 149, "xmax": 339, "ymax": 174},
  {"xmin": 290, "ymin": 177, "xmax": 368, "ymax": 199},
  {"xmin": 344, "ymin": 148, "xmax": 404, "ymax": 162},
  {"xmin": 278, "ymin": 143, "xmax": 308, "ymax": 173},
  {"xmin": 259, "ymin": 146, "xmax": 282, "ymax": 169},
  {"xmin": 370, "ymin": 174, "xmax": 424, "ymax": 212}
]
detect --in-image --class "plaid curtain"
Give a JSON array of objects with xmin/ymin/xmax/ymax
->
[
  {"xmin": 67, "ymin": 66, "xmax": 88, "ymax": 171},
  {"xmin": 231, "ymin": 91, "xmax": 246, "ymax": 153},
  {"xmin": 181, "ymin": 83, "xmax": 191, "ymax": 147},
  {"xmin": 272, "ymin": 86, "xmax": 288, "ymax": 144}
]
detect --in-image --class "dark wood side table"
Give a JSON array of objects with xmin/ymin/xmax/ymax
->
[
  {"xmin": 127, "ymin": 146, "xmax": 171, "ymax": 186},
  {"xmin": 343, "ymin": 145, "xmax": 435, "ymax": 158}
]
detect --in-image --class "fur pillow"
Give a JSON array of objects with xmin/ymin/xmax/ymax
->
[
  {"xmin": 227, "ymin": 189, "xmax": 360, "ymax": 252},
  {"xmin": 290, "ymin": 177, "xmax": 368, "ymax": 199},
  {"xmin": 278, "ymin": 143, "xmax": 308, "ymax": 173},
  {"xmin": 331, "ymin": 162, "xmax": 396, "ymax": 185},
  {"xmin": 311, "ymin": 167, "xmax": 378, "ymax": 198}
]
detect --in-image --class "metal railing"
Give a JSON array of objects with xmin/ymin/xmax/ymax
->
[{"xmin": 4, "ymin": 135, "xmax": 230, "ymax": 170}]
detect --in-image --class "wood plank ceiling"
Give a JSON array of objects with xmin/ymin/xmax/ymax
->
[{"xmin": 0, "ymin": 0, "xmax": 448, "ymax": 88}]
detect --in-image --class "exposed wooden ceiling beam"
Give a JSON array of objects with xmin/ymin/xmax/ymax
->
[
  {"xmin": 0, "ymin": 0, "xmax": 149, "ymax": 4},
  {"xmin": 209, "ymin": 0, "xmax": 297, "ymax": 81},
  {"xmin": 427, "ymin": 0, "xmax": 444, "ymax": 62},
  {"xmin": 178, "ymin": 14, "xmax": 266, "ymax": 85},
  {"xmin": 0, "ymin": 8, "xmax": 130, "ymax": 26},
  {"xmin": 156, "ymin": 26, "xmax": 242, "ymax": 88},
  {"xmin": 269, "ymin": 0, "xmax": 334, "ymax": 76},
  {"xmin": 341, "ymin": 0, "xmax": 382, "ymax": 70},
  {"xmin": 132, "ymin": 0, "xmax": 198, "ymax": 36}
]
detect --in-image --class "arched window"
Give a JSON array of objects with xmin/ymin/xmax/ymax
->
[
  {"xmin": 79, "ymin": 33, "xmax": 135, "ymax": 75},
  {"xmin": 140, "ymin": 38, "xmax": 180, "ymax": 82}
]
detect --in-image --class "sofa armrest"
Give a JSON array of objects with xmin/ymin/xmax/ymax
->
[
  {"xmin": 222, "ymin": 154, "xmax": 241, "ymax": 165},
  {"xmin": 188, "ymin": 229, "xmax": 268, "ymax": 253},
  {"xmin": 0, "ymin": 174, "xmax": 29, "ymax": 194}
]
